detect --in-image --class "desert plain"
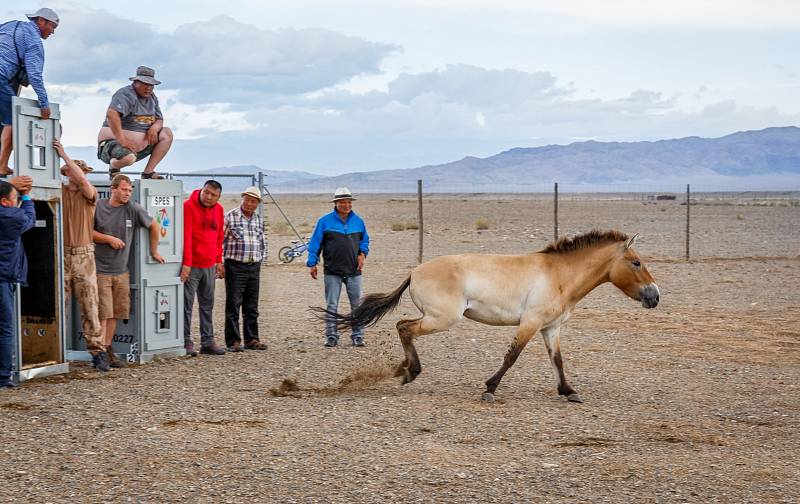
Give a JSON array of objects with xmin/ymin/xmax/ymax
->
[{"xmin": 1, "ymin": 192, "xmax": 798, "ymax": 503}]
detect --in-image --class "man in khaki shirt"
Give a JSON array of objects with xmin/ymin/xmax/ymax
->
[{"xmin": 54, "ymin": 140, "xmax": 111, "ymax": 372}]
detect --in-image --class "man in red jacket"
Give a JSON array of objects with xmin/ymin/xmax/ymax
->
[{"xmin": 182, "ymin": 180, "xmax": 225, "ymax": 356}]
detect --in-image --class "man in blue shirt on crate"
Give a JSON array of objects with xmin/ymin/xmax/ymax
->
[
  {"xmin": 307, "ymin": 187, "xmax": 370, "ymax": 348},
  {"xmin": 0, "ymin": 8, "xmax": 58, "ymax": 176}
]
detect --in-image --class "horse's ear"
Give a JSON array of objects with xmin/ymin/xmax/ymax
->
[{"xmin": 625, "ymin": 233, "xmax": 639, "ymax": 249}]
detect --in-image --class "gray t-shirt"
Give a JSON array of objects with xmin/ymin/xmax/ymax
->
[
  {"xmin": 94, "ymin": 199, "xmax": 153, "ymax": 275},
  {"xmin": 101, "ymin": 84, "xmax": 163, "ymax": 133}
]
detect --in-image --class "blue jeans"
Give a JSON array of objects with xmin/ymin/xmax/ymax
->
[
  {"xmin": 0, "ymin": 282, "xmax": 16, "ymax": 384},
  {"xmin": 324, "ymin": 274, "xmax": 363, "ymax": 341},
  {"xmin": 0, "ymin": 79, "xmax": 15, "ymax": 126}
]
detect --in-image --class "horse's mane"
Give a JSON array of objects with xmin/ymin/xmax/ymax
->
[{"xmin": 539, "ymin": 229, "xmax": 629, "ymax": 254}]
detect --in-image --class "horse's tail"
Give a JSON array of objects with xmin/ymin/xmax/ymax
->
[{"xmin": 311, "ymin": 275, "xmax": 411, "ymax": 332}]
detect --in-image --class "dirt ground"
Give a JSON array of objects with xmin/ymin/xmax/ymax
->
[{"xmin": 1, "ymin": 194, "xmax": 799, "ymax": 503}]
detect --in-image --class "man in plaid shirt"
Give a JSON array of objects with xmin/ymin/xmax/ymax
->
[{"xmin": 222, "ymin": 186, "xmax": 268, "ymax": 352}]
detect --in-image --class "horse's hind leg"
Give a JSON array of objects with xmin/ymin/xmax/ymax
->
[
  {"xmin": 541, "ymin": 325, "xmax": 581, "ymax": 403},
  {"xmin": 483, "ymin": 321, "xmax": 539, "ymax": 401},
  {"xmin": 395, "ymin": 315, "xmax": 453, "ymax": 384},
  {"xmin": 395, "ymin": 319, "xmax": 421, "ymax": 383}
]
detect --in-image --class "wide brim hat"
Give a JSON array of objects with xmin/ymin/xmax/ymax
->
[
  {"xmin": 130, "ymin": 65, "xmax": 161, "ymax": 86},
  {"xmin": 330, "ymin": 186, "xmax": 356, "ymax": 202},
  {"xmin": 241, "ymin": 186, "xmax": 262, "ymax": 201},
  {"xmin": 60, "ymin": 160, "xmax": 93, "ymax": 174}
]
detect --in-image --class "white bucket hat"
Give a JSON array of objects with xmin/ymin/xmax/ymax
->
[
  {"xmin": 241, "ymin": 186, "xmax": 261, "ymax": 200},
  {"xmin": 330, "ymin": 187, "xmax": 356, "ymax": 203}
]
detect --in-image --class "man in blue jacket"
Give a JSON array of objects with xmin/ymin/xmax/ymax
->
[
  {"xmin": 0, "ymin": 177, "xmax": 35, "ymax": 388},
  {"xmin": 307, "ymin": 187, "xmax": 370, "ymax": 347}
]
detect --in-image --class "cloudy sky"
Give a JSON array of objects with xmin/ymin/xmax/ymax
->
[{"xmin": 8, "ymin": 1, "xmax": 800, "ymax": 175}]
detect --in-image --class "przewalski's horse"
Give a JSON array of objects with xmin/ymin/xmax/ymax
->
[{"xmin": 318, "ymin": 230, "xmax": 660, "ymax": 402}]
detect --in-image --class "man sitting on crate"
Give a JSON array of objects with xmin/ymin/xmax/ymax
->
[
  {"xmin": 96, "ymin": 66, "xmax": 173, "ymax": 180},
  {"xmin": 53, "ymin": 139, "xmax": 108, "ymax": 371}
]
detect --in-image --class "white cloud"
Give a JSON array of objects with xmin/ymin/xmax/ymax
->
[
  {"xmin": 389, "ymin": 0, "xmax": 800, "ymax": 29},
  {"xmin": 41, "ymin": 6, "xmax": 399, "ymax": 105}
]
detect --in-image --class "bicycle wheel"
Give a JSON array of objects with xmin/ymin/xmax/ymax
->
[{"xmin": 278, "ymin": 246, "xmax": 295, "ymax": 263}]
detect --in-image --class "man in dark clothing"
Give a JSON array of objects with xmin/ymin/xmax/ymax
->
[
  {"xmin": 96, "ymin": 66, "xmax": 173, "ymax": 180},
  {"xmin": 0, "ymin": 178, "xmax": 35, "ymax": 388},
  {"xmin": 307, "ymin": 187, "xmax": 370, "ymax": 347}
]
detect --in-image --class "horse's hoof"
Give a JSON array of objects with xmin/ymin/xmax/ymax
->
[
  {"xmin": 481, "ymin": 392, "xmax": 495, "ymax": 402},
  {"xmin": 567, "ymin": 393, "xmax": 583, "ymax": 403}
]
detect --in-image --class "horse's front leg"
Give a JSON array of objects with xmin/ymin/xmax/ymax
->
[
  {"xmin": 483, "ymin": 321, "xmax": 539, "ymax": 402},
  {"xmin": 540, "ymin": 325, "xmax": 582, "ymax": 403}
]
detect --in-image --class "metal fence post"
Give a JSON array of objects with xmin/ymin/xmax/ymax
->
[
  {"xmin": 554, "ymin": 182, "xmax": 559, "ymax": 242},
  {"xmin": 418, "ymin": 179, "xmax": 424, "ymax": 264},
  {"xmin": 258, "ymin": 172, "xmax": 266, "ymax": 265},
  {"xmin": 685, "ymin": 183, "xmax": 690, "ymax": 261}
]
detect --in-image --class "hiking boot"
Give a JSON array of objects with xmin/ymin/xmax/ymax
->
[
  {"xmin": 244, "ymin": 340, "xmax": 268, "ymax": 351},
  {"xmin": 324, "ymin": 336, "xmax": 338, "ymax": 347},
  {"xmin": 92, "ymin": 352, "xmax": 111, "ymax": 372},
  {"xmin": 108, "ymin": 351, "xmax": 127, "ymax": 368},
  {"xmin": 200, "ymin": 344, "xmax": 226, "ymax": 355},
  {"xmin": 227, "ymin": 341, "xmax": 244, "ymax": 353},
  {"xmin": 352, "ymin": 336, "xmax": 366, "ymax": 347},
  {"xmin": 184, "ymin": 341, "xmax": 198, "ymax": 357}
]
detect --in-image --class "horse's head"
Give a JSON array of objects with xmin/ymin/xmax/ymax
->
[{"xmin": 608, "ymin": 234, "xmax": 660, "ymax": 308}]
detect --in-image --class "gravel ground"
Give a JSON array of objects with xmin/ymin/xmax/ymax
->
[{"xmin": 1, "ymin": 195, "xmax": 798, "ymax": 503}]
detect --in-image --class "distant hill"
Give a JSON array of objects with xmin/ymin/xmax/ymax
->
[
  {"xmin": 176, "ymin": 165, "xmax": 322, "ymax": 192},
  {"xmin": 270, "ymin": 126, "xmax": 800, "ymax": 192}
]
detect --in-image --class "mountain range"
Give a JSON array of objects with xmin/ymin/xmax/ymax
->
[
  {"xmin": 259, "ymin": 126, "xmax": 800, "ymax": 192},
  {"xmin": 80, "ymin": 126, "xmax": 800, "ymax": 192}
]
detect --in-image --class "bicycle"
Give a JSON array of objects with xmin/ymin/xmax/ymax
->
[{"xmin": 278, "ymin": 238, "xmax": 308, "ymax": 263}]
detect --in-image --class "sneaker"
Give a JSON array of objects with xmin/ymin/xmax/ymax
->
[
  {"xmin": 227, "ymin": 341, "xmax": 244, "ymax": 353},
  {"xmin": 184, "ymin": 341, "xmax": 199, "ymax": 357},
  {"xmin": 244, "ymin": 340, "xmax": 267, "ymax": 351},
  {"xmin": 324, "ymin": 336, "xmax": 338, "ymax": 347},
  {"xmin": 108, "ymin": 352, "xmax": 127, "ymax": 368},
  {"xmin": 92, "ymin": 351, "xmax": 111, "ymax": 372},
  {"xmin": 352, "ymin": 337, "xmax": 366, "ymax": 347},
  {"xmin": 200, "ymin": 344, "xmax": 226, "ymax": 355},
  {"xmin": 0, "ymin": 380, "xmax": 16, "ymax": 389}
]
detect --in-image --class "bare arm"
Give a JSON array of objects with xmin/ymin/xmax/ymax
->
[
  {"xmin": 149, "ymin": 220, "xmax": 165, "ymax": 263},
  {"xmin": 93, "ymin": 230, "xmax": 124, "ymax": 249},
  {"xmin": 146, "ymin": 119, "xmax": 164, "ymax": 145},
  {"xmin": 106, "ymin": 108, "xmax": 136, "ymax": 151},
  {"xmin": 53, "ymin": 140, "xmax": 95, "ymax": 200}
]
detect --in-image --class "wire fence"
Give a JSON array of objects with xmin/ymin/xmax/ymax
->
[
  {"xmin": 85, "ymin": 171, "xmax": 800, "ymax": 263},
  {"xmin": 309, "ymin": 180, "xmax": 800, "ymax": 262}
]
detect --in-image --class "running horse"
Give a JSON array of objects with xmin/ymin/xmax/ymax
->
[{"xmin": 317, "ymin": 230, "xmax": 660, "ymax": 402}]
